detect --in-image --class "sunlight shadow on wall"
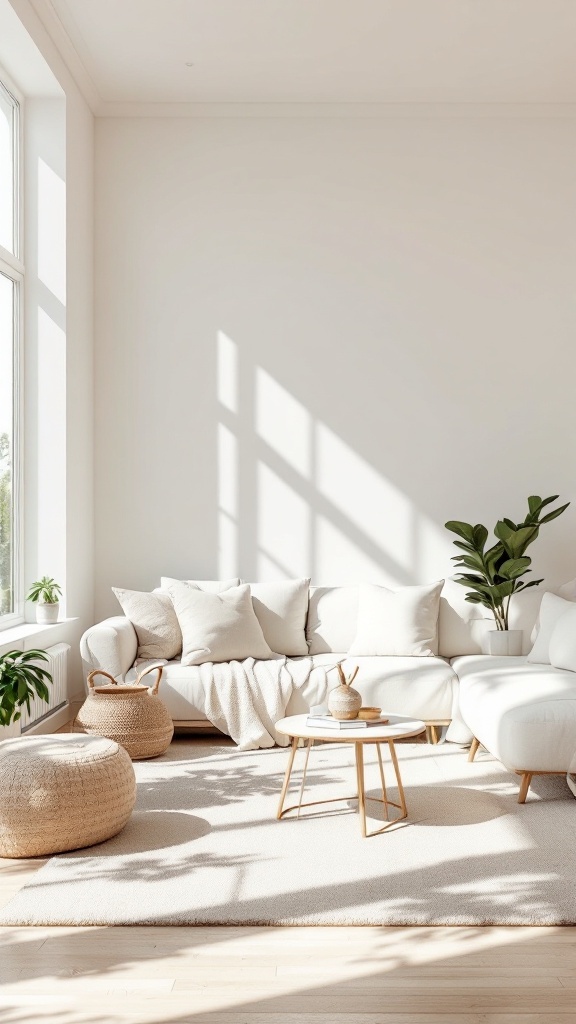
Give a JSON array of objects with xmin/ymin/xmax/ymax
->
[
  {"xmin": 37, "ymin": 157, "xmax": 66, "ymax": 305},
  {"xmin": 217, "ymin": 333, "xmax": 453, "ymax": 584}
]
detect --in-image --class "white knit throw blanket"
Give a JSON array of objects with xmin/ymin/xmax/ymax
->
[{"xmin": 194, "ymin": 656, "xmax": 334, "ymax": 750}]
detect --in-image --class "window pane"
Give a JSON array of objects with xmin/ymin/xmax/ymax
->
[
  {"xmin": 0, "ymin": 84, "xmax": 16, "ymax": 255},
  {"xmin": 0, "ymin": 272, "xmax": 14, "ymax": 616}
]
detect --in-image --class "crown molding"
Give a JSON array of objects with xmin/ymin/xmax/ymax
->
[
  {"xmin": 29, "ymin": 0, "xmax": 101, "ymax": 111},
  {"xmin": 96, "ymin": 100, "xmax": 576, "ymax": 119}
]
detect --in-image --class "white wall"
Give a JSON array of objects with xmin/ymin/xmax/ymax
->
[{"xmin": 95, "ymin": 114, "xmax": 576, "ymax": 618}]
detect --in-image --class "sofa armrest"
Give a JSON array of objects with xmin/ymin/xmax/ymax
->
[{"xmin": 80, "ymin": 616, "xmax": 138, "ymax": 684}]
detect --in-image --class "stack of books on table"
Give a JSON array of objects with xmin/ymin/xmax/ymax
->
[{"xmin": 306, "ymin": 714, "xmax": 389, "ymax": 729}]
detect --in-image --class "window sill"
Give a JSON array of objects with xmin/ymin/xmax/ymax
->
[{"xmin": 0, "ymin": 618, "xmax": 79, "ymax": 651}]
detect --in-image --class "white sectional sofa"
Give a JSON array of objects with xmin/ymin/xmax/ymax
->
[{"xmin": 80, "ymin": 577, "xmax": 576, "ymax": 801}]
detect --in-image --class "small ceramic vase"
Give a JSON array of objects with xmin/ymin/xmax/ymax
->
[{"xmin": 328, "ymin": 664, "xmax": 362, "ymax": 720}]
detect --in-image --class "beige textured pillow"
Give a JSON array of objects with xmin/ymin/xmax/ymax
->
[
  {"xmin": 167, "ymin": 582, "xmax": 275, "ymax": 666},
  {"xmin": 112, "ymin": 587, "xmax": 182, "ymax": 660},
  {"xmin": 348, "ymin": 581, "xmax": 444, "ymax": 657}
]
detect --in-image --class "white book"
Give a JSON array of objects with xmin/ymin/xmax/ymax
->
[{"xmin": 306, "ymin": 715, "xmax": 388, "ymax": 729}]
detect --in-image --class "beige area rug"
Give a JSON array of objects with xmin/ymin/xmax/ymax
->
[{"xmin": 1, "ymin": 737, "xmax": 575, "ymax": 926}]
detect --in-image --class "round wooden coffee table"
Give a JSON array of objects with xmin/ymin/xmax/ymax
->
[{"xmin": 275, "ymin": 713, "xmax": 425, "ymax": 838}]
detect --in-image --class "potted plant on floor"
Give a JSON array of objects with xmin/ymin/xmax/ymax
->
[
  {"xmin": 445, "ymin": 494, "xmax": 569, "ymax": 655},
  {"xmin": 27, "ymin": 576, "xmax": 62, "ymax": 624},
  {"xmin": 0, "ymin": 650, "xmax": 53, "ymax": 727}
]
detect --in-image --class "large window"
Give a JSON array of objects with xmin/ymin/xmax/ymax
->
[{"xmin": 0, "ymin": 77, "xmax": 22, "ymax": 625}]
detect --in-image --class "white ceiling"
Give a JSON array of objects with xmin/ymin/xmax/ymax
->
[{"xmin": 29, "ymin": 0, "xmax": 576, "ymax": 109}]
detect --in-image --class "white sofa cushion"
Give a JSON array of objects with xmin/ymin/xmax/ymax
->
[
  {"xmin": 167, "ymin": 582, "xmax": 274, "ymax": 666},
  {"xmin": 527, "ymin": 592, "xmax": 575, "ymax": 664},
  {"xmin": 125, "ymin": 653, "xmax": 458, "ymax": 726},
  {"xmin": 248, "ymin": 579, "xmax": 310, "ymax": 656},
  {"xmin": 549, "ymin": 605, "xmax": 576, "ymax": 672},
  {"xmin": 453, "ymin": 654, "xmax": 576, "ymax": 772},
  {"xmin": 111, "ymin": 587, "xmax": 182, "ymax": 660},
  {"xmin": 161, "ymin": 577, "xmax": 240, "ymax": 592},
  {"xmin": 348, "ymin": 581, "xmax": 443, "ymax": 657},
  {"xmin": 306, "ymin": 586, "xmax": 359, "ymax": 654}
]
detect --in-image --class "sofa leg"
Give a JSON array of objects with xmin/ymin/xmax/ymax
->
[
  {"xmin": 426, "ymin": 725, "xmax": 439, "ymax": 744},
  {"xmin": 518, "ymin": 772, "xmax": 533, "ymax": 804},
  {"xmin": 468, "ymin": 737, "xmax": 480, "ymax": 762}
]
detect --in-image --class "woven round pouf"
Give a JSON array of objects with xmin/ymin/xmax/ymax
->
[
  {"xmin": 0, "ymin": 734, "xmax": 136, "ymax": 859},
  {"xmin": 74, "ymin": 664, "xmax": 174, "ymax": 760}
]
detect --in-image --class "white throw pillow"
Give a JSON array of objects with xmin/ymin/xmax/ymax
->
[
  {"xmin": 548, "ymin": 605, "xmax": 576, "ymax": 672},
  {"xmin": 161, "ymin": 577, "xmax": 240, "ymax": 593},
  {"xmin": 248, "ymin": 579, "xmax": 310, "ymax": 656},
  {"xmin": 348, "ymin": 581, "xmax": 444, "ymax": 657},
  {"xmin": 527, "ymin": 592, "xmax": 576, "ymax": 664},
  {"xmin": 167, "ymin": 582, "xmax": 275, "ymax": 666},
  {"xmin": 306, "ymin": 586, "xmax": 360, "ymax": 655},
  {"xmin": 112, "ymin": 587, "xmax": 182, "ymax": 660}
]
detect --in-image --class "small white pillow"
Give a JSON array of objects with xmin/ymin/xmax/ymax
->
[
  {"xmin": 167, "ymin": 582, "xmax": 275, "ymax": 666},
  {"xmin": 527, "ymin": 592, "xmax": 576, "ymax": 664},
  {"xmin": 161, "ymin": 577, "xmax": 240, "ymax": 593},
  {"xmin": 548, "ymin": 605, "xmax": 576, "ymax": 672},
  {"xmin": 112, "ymin": 587, "xmax": 182, "ymax": 660},
  {"xmin": 248, "ymin": 579, "xmax": 310, "ymax": 656},
  {"xmin": 348, "ymin": 581, "xmax": 444, "ymax": 657}
]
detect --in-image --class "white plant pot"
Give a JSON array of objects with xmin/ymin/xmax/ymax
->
[
  {"xmin": 482, "ymin": 629, "xmax": 522, "ymax": 656},
  {"xmin": 36, "ymin": 602, "xmax": 59, "ymax": 625}
]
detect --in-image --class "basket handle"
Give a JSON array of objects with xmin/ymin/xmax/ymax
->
[
  {"xmin": 134, "ymin": 663, "xmax": 163, "ymax": 694},
  {"xmin": 87, "ymin": 669, "xmax": 117, "ymax": 689}
]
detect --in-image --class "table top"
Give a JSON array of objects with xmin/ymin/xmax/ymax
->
[{"xmin": 275, "ymin": 713, "xmax": 426, "ymax": 743}]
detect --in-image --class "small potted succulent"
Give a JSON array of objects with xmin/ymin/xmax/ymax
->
[
  {"xmin": 0, "ymin": 649, "xmax": 52, "ymax": 727},
  {"xmin": 445, "ymin": 494, "xmax": 569, "ymax": 655},
  {"xmin": 27, "ymin": 576, "xmax": 62, "ymax": 624}
]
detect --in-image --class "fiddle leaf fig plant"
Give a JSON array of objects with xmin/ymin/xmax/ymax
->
[
  {"xmin": 445, "ymin": 495, "xmax": 569, "ymax": 631},
  {"xmin": 0, "ymin": 649, "xmax": 52, "ymax": 727}
]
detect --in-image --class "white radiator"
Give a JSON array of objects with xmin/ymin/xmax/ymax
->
[{"xmin": 20, "ymin": 643, "xmax": 70, "ymax": 731}]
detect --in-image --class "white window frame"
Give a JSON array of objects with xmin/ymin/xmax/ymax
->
[{"xmin": 0, "ymin": 69, "xmax": 24, "ymax": 629}]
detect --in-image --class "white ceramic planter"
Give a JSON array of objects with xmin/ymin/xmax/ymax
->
[
  {"xmin": 482, "ymin": 629, "xmax": 522, "ymax": 656},
  {"xmin": 36, "ymin": 602, "xmax": 59, "ymax": 625}
]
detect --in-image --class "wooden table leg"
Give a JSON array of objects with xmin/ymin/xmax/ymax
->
[
  {"xmin": 388, "ymin": 739, "xmax": 408, "ymax": 818},
  {"xmin": 376, "ymin": 742, "xmax": 389, "ymax": 821},
  {"xmin": 276, "ymin": 737, "xmax": 298, "ymax": 819},
  {"xmin": 296, "ymin": 739, "xmax": 313, "ymax": 818},
  {"xmin": 355, "ymin": 742, "xmax": 367, "ymax": 837}
]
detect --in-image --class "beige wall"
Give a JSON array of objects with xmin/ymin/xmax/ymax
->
[{"xmin": 94, "ymin": 113, "xmax": 576, "ymax": 618}]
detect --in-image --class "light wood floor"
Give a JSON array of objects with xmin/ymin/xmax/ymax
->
[{"xmin": 1, "ymin": 718, "xmax": 575, "ymax": 1022}]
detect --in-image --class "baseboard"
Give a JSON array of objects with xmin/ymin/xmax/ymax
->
[{"xmin": 24, "ymin": 703, "xmax": 71, "ymax": 736}]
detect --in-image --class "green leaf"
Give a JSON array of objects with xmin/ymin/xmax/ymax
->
[
  {"xmin": 492, "ymin": 580, "xmax": 516, "ymax": 599},
  {"xmin": 473, "ymin": 524, "xmax": 488, "ymax": 551},
  {"xmin": 452, "ymin": 540, "xmax": 477, "ymax": 553},
  {"xmin": 495, "ymin": 522, "xmax": 538, "ymax": 558},
  {"xmin": 498, "ymin": 557, "xmax": 531, "ymax": 580},
  {"xmin": 452, "ymin": 553, "xmax": 487, "ymax": 573},
  {"xmin": 445, "ymin": 520, "xmax": 476, "ymax": 543},
  {"xmin": 528, "ymin": 496, "xmax": 543, "ymax": 514},
  {"xmin": 540, "ymin": 502, "xmax": 570, "ymax": 524},
  {"xmin": 516, "ymin": 578, "xmax": 544, "ymax": 590}
]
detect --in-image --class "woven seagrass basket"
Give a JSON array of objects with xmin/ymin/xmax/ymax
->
[{"xmin": 74, "ymin": 664, "xmax": 174, "ymax": 760}]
